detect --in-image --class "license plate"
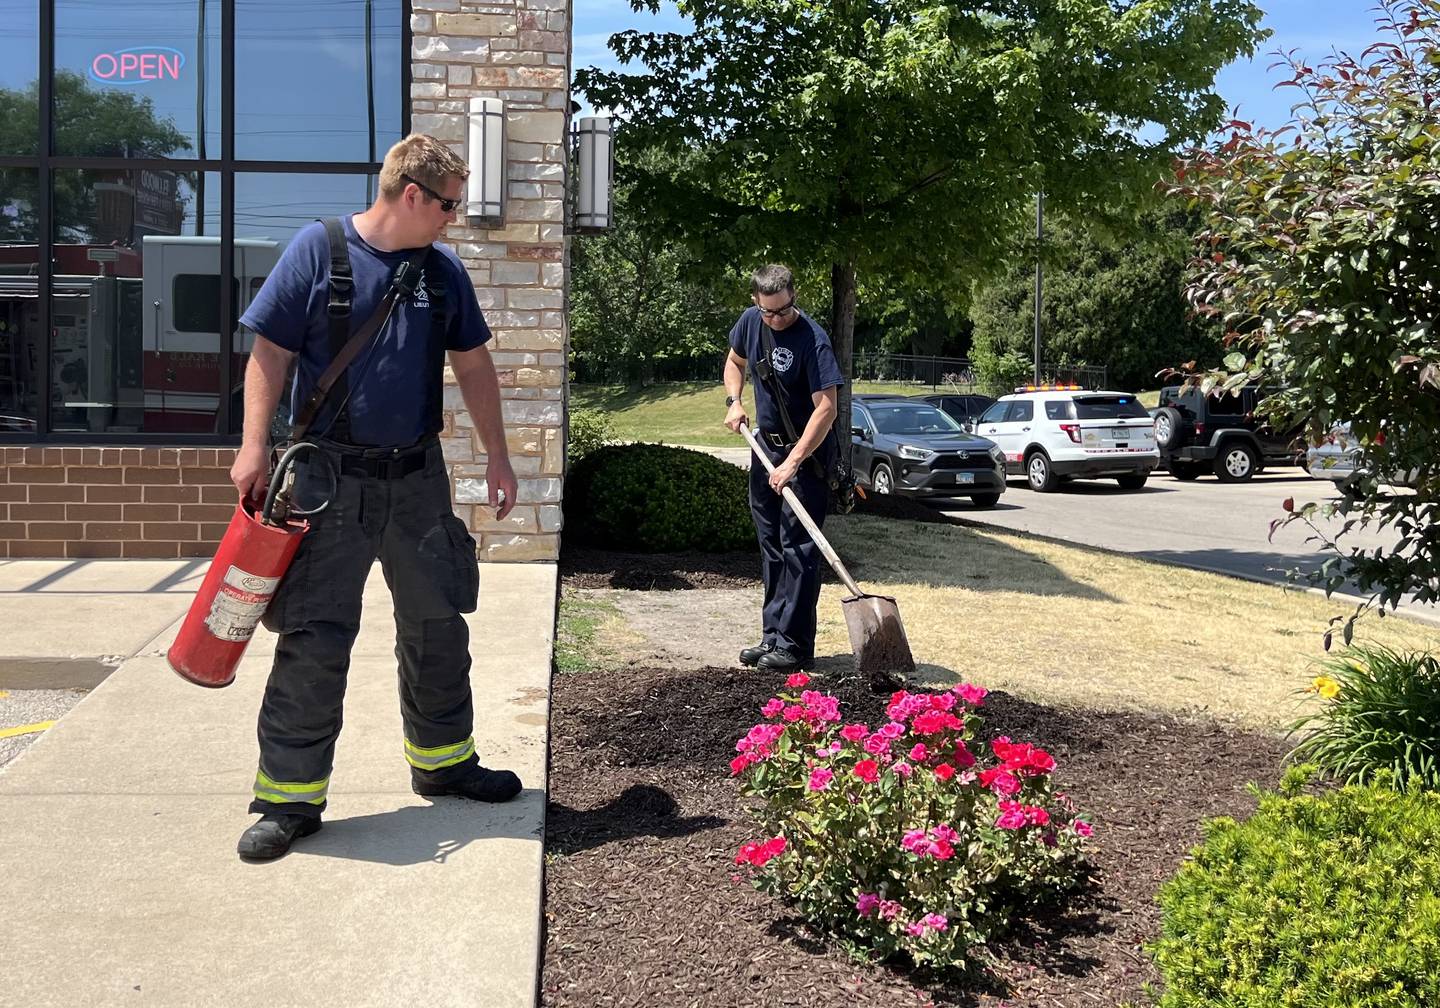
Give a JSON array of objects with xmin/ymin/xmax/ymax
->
[
  {"xmin": 1111, "ymin": 427, "xmax": 1130, "ymax": 439},
  {"xmin": 955, "ymin": 472, "xmax": 975, "ymax": 484}
]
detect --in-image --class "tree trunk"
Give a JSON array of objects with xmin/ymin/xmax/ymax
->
[{"xmin": 829, "ymin": 260, "xmax": 857, "ymax": 465}]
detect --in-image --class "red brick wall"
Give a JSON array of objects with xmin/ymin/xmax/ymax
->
[{"xmin": 0, "ymin": 447, "xmax": 239, "ymax": 559}]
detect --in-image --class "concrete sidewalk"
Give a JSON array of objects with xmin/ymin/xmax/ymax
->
[{"xmin": 0, "ymin": 558, "xmax": 555, "ymax": 1008}]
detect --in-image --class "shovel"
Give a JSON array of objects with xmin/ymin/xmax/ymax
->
[{"xmin": 740, "ymin": 426, "xmax": 916, "ymax": 688}]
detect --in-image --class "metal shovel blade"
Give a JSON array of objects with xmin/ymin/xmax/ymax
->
[{"xmin": 842, "ymin": 592, "xmax": 916, "ymax": 686}]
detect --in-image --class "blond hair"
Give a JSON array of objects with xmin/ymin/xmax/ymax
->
[{"xmin": 378, "ymin": 134, "xmax": 469, "ymax": 200}]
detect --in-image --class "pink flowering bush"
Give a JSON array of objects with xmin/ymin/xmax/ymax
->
[{"xmin": 730, "ymin": 677, "xmax": 1091, "ymax": 970}]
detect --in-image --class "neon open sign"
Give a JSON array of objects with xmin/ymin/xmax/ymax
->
[{"xmin": 89, "ymin": 47, "xmax": 186, "ymax": 85}]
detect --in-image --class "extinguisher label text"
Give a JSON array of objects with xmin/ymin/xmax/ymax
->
[{"xmin": 203, "ymin": 566, "xmax": 281, "ymax": 641}]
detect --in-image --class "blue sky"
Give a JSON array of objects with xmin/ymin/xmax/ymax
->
[{"xmin": 573, "ymin": 0, "xmax": 1391, "ymax": 131}]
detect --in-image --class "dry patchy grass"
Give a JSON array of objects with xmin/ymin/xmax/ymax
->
[{"xmin": 814, "ymin": 514, "xmax": 1440, "ymax": 732}]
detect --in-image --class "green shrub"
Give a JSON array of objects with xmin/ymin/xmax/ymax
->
[
  {"xmin": 733, "ymin": 680, "xmax": 1091, "ymax": 972},
  {"xmin": 1153, "ymin": 776, "xmax": 1440, "ymax": 1007},
  {"xmin": 1287, "ymin": 644, "xmax": 1440, "ymax": 791},
  {"xmin": 567, "ymin": 407, "xmax": 613, "ymax": 464},
  {"xmin": 564, "ymin": 442, "xmax": 754, "ymax": 552}
]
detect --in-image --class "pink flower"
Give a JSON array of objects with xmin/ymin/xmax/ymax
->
[
  {"xmin": 909, "ymin": 743, "xmax": 929, "ymax": 763},
  {"xmin": 881, "ymin": 721, "xmax": 907, "ymax": 740},
  {"xmin": 953, "ymin": 741, "xmax": 976, "ymax": 769},
  {"xmin": 928, "ymin": 691, "xmax": 957, "ymax": 711},
  {"xmin": 735, "ymin": 836, "xmax": 788, "ymax": 866},
  {"xmin": 953, "ymin": 683, "xmax": 988, "ymax": 706},
  {"xmin": 1073, "ymin": 819, "xmax": 1094, "ymax": 837},
  {"xmin": 957, "ymin": 770, "xmax": 977, "ymax": 785},
  {"xmin": 864, "ymin": 733, "xmax": 892, "ymax": 756},
  {"xmin": 855, "ymin": 892, "xmax": 879, "ymax": 915},
  {"xmin": 980, "ymin": 768, "xmax": 1021, "ymax": 797},
  {"xmin": 854, "ymin": 759, "xmax": 880, "ymax": 784},
  {"xmin": 995, "ymin": 806, "xmax": 1028, "ymax": 830},
  {"xmin": 921, "ymin": 913, "xmax": 949, "ymax": 932},
  {"xmin": 761, "ymin": 698, "xmax": 784, "ymax": 718},
  {"xmin": 892, "ymin": 761, "xmax": 913, "ymax": 778},
  {"xmin": 729, "ymin": 755, "xmax": 752, "ymax": 775},
  {"xmin": 932, "ymin": 823, "xmax": 958, "ymax": 843},
  {"xmin": 878, "ymin": 900, "xmax": 903, "ymax": 920},
  {"xmin": 906, "ymin": 921, "xmax": 927, "ymax": 937},
  {"xmin": 808, "ymin": 767, "xmax": 834, "ymax": 791},
  {"xmin": 902, "ymin": 829, "xmax": 929, "ymax": 854},
  {"xmin": 933, "ymin": 763, "xmax": 955, "ymax": 781},
  {"xmin": 1027, "ymin": 806, "xmax": 1050, "ymax": 827},
  {"xmin": 786, "ymin": 672, "xmax": 810, "ymax": 688},
  {"xmin": 930, "ymin": 838, "xmax": 953, "ymax": 860},
  {"xmin": 912, "ymin": 710, "xmax": 962, "ymax": 735},
  {"xmin": 840, "ymin": 723, "xmax": 869, "ymax": 742},
  {"xmin": 781, "ymin": 705, "xmax": 805, "ymax": 723}
]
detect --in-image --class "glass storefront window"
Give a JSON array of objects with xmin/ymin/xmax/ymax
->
[
  {"xmin": 236, "ymin": 0, "xmax": 403, "ymax": 162},
  {"xmin": 0, "ymin": 1, "xmax": 41, "ymax": 155},
  {"xmin": 49, "ymin": 169, "xmax": 219, "ymax": 435},
  {"xmin": 54, "ymin": 0, "xmax": 222, "ymax": 159},
  {"xmin": 0, "ymin": 168, "xmax": 40, "ymax": 432}
]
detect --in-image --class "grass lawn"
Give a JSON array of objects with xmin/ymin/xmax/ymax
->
[{"xmin": 571, "ymin": 381, "xmax": 958, "ymax": 448}]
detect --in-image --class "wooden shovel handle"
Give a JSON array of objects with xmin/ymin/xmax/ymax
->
[{"xmin": 739, "ymin": 426, "xmax": 865, "ymax": 598}]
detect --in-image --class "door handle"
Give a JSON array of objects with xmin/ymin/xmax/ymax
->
[{"xmin": 1021, "ymin": 427, "xmax": 1030, "ymax": 432}]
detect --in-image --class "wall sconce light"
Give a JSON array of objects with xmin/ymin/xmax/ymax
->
[
  {"xmin": 467, "ymin": 97, "xmax": 505, "ymax": 222},
  {"xmin": 573, "ymin": 115, "xmax": 613, "ymax": 232}
]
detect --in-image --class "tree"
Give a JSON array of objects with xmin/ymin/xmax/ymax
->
[
  {"xmin": 969, "ymin": 205, "xmax": 1225, "ymax": 391},
  {"xmin": 1170, "ymin": 0, "xmax": 1440, "ymax": 633},
  {"xmin": 569, "ymin": 145, "xmax": 742, "ymax": 386},
  {"xmin": 577, "ymin": 0, "xmax": 1267, "ymax": 453},
  {"xmin": 0, "ymin": 71, "xmax": 192, "ymax": 242}
]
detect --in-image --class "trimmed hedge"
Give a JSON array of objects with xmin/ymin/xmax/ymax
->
[
  {"xmin": 564, "ymin": 442, "xmax": 755, "ymax": 553},
  {"xmin": 1153, "ymin": 775, "xmax": 1440, "ymax": 1007}
]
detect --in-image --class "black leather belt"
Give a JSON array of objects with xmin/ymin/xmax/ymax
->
[
  {"xmin": 759, "ymin": 430, "xmax": 792, "ymax": 450},
  {"xmin": 337, "ymin": 452, "xmax": 428, "ymax": 479}
]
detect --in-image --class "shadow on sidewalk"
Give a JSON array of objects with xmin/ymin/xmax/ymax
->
[{"xmin": 257, "ymin": 790, "xmax": 544, "ymax": 866}]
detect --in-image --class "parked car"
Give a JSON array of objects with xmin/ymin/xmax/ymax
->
[
  {"xmin": 1152, "ymin": 384, "xmax": 1305, "ymax": 482},
  {"xmin": 920, "ymin": 393, "xmax": 996, "ymax": 431},
  {"xmin": 974, "ymin": 385, "xmax": 1157, "ymax": 491},
  {"xmin": 849, "ymin": 398, "xmax": 1007, "ymax": 507},
  {"xmin": 1305, "ymin": 422, "xmax": 1420, "ymax": 494}
]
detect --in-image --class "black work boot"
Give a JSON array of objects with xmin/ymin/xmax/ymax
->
[
  {"xmin": 738, "ymin": 641, "xmax": 774, "ymax": 667},
  {"xmin": 412, "ymin": 764, "xmax": 522, "ymax": 803},
  {"xmin": 237, "ymin": 813, "xmax": 322, "ymax": 861},
  {"xmin": 756, "ymin": 647, "xmax": 801, "ymax": 671}
]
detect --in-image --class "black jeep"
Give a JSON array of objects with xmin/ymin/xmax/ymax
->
[{"xmin": 1152, "ymin": 384, "xmax": 1305, "ymax": 482}]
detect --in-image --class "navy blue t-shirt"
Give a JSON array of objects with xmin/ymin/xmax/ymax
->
[
  {"xmin": 240, "ymin": 215, "xmax": 490, "ymax": 447},
  {"xmin": 728, "ymin": 306, "xmax": 844, "ymax": 443}
]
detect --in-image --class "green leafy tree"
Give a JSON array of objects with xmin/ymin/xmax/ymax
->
[
  {"xmin": 570, "ymin": 144, "xmax": 742, "ymax": 386},
  {"xmin": 1170, "ymin": 0, "xmax": 1440, "ymax": 629},
  {"xmin": 0, "ymin": 71, "xmax": 192, "ymax": 242},
  {"xmin": 577, "ymin": 0, "xmax": 1267, "ymax": 451},
  {"xmin": 969, "ymin": 205, "xmax": 1225, "ymax": 391}
]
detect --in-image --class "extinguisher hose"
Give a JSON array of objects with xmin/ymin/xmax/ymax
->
[{"xmin": 261, "ymin": 441, "xmax": 336, "ymax": 525}]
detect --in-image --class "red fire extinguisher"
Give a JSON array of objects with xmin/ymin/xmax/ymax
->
[{"xmin": 167, "ymin": 444, "xmax": 334, "ymax": 688}]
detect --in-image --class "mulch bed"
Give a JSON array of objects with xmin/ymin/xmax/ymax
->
[{"xmin": 542, "ymin": 662, "xmax": 1287, "ymax": 1007}]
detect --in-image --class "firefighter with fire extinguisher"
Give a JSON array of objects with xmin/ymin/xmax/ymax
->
[{"xmin": 227, "ymin": 134, "xmax": 522, "ymax": 861}]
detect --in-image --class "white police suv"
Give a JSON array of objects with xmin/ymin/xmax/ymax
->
[{"xmin": 974, "ymin": 385, "xmax": 1159, "ymax": 492}]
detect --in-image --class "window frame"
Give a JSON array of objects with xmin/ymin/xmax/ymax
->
[{"xmin": 0, "ymin": 0, "xmax": 411, "ymax": 444}]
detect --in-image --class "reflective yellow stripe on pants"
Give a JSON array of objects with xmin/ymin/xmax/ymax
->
[
  {"xmin": 253, "ymin": 769, "xmax": 329, "ymax": 806},
  {"xmin": 404, "ymin": 736, "xmax": 475, "ymax": 771}
]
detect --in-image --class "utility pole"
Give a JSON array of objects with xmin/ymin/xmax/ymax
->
[{"xmin": 1033, "ymin": 190, "xmax": 1043, "ymax": 384}]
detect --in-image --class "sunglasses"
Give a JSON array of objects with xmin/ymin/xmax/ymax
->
[{"xmin": 401, "ymin": 174, "xmax": 461, "ymax": 213}]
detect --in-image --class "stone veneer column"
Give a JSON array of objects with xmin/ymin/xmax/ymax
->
[{"xmin": 411, "ymin": 0, "xmax": 570, "ymax": 562}]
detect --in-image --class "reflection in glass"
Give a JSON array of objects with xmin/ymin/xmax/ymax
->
[
  {"xmin": 0, "ymin": 0, "xmax": 41, "ymax": 155},
  {"xmin": 0, "ymin": 170, "xmax": 40, "ymax": 431},
  {"xmin": 54, "ymin": 0, "xmax": 221, "ymax": 159},
  {"xmin": 231, "ymin": 172, "xmax": 377, "ymax": 435},
  {"xmin": 49, "ymin": 170, "xmax": 219, "ymax": 435},
  {"xmin": 237, "ymin": 0, "xmax": 403, "ymax": 163}
]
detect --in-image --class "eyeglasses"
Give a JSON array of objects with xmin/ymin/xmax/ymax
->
[
  {"xmin": 757, "ymin": 300, "xmax": 796, "ymax": 319},
  {"xmin": 401, "ymin": 174, "xmax": 461, "ymax": 213}
]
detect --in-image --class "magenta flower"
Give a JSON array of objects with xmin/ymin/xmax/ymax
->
[
  {"xmin": 892, "ymin": 761, "xmax": 913, "ymax": 779},
  {"xmin": 905, "ymin": 921, "xmax": 927, "ymax": 937},
  {"xmin": 921, "ymin": 913, "xmax": 949, "ymax": 932},
  {"xmin": 855, "ymin": 892, "xmax": 879, "ymax": 915},
  {"xmin": 954, "ymin": 683, "xmax": 988, "ymax": 706},
  {"xmin": 781, "ymin": 705, "xmax": 805, "ymax": 723},
  {"xmin": 878, "ymin": 899, "xmax": 903, "ymax": 921},
  {"xmin": 1073, "ymin": 819, "xmax": 1094, "ymax": 837},
  {"xmin": 909, "ymin": 742, "xmax": 929, "ymax": 763},
  {"xmin": 761, "ymin": 698, "xmax": 784, "ymax": 718},
  {"xmin": 995, "ymin": 807, "xmax": 1027, "ymax": 830},
  {"xmin": 864, "ymin": 733, "xmax": 892, "ymax": 756},
  {"xmin": 932, "ymin": 823, "xmax": 958, "ymax": 843},
  {"xmin": 786, "ymin": 672, "xmax": 810, "ymax": 688},
  {"xmin": 808, "ymin": 767, "xmax": 834, "ymax": 791},
  {"xmin": 881, "ymin": 721, "xmax": 907, "ymax": 740},
  {"xmin": 840, "ymin": 723, "xmax": 868, "ymax": 742}
]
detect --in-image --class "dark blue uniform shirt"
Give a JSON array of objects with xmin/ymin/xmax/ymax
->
[
  {"xmin": 240, "ymin": 215, "xmax": 490, "ymax": 447},
  {"xmin": 728, "ymin": 306, "xmax": 844, "ymax": 448}
]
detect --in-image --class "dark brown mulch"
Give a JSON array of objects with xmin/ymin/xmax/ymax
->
[
  {"xmin": 558, "ymin": 493, "xmax": 960, "ymax": 592},
  {"xmin": 542, "ymin": 663, "xmax": 1286, "ymax": 1007}
]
